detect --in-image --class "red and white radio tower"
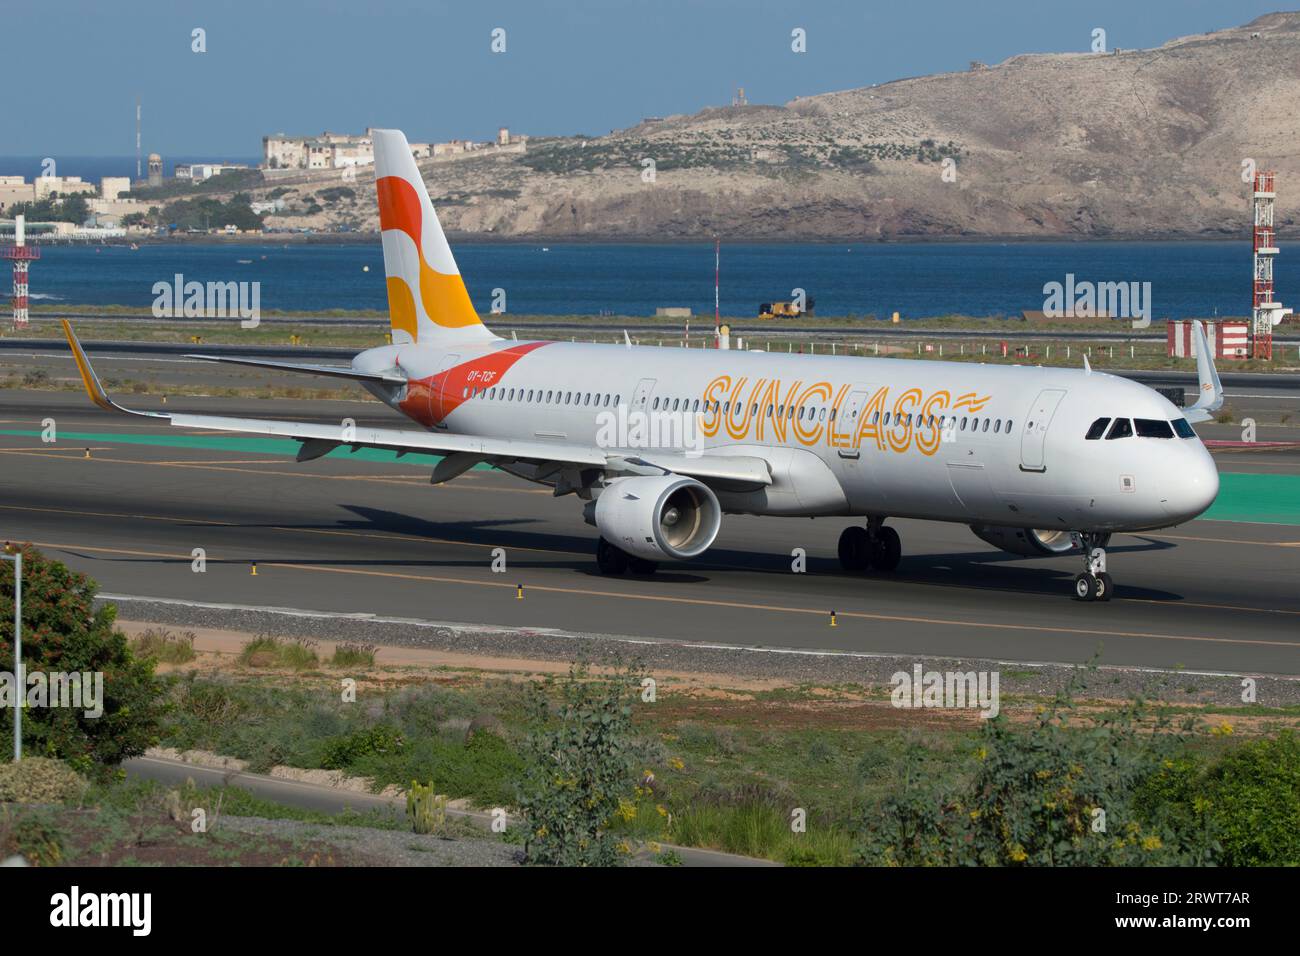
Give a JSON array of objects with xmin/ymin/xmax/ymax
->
[
  {"xmin": 1251, "ymin": 170, "xmax": 1291, "ymax": 359},
  {"xmin": 3, "ymin": 214, "xmax": 39, "ymax": 330}
]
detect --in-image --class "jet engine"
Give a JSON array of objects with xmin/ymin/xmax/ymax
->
[
  {"xmin": 591, "ymin": 475, "xmax": 722, "ymax": 561},
  {"xmin": 970, "ymin": 525, "xmax": 1078, "ymax": 557}
]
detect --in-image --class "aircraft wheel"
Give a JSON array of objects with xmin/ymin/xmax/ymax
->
[
  {"xmin": 1095, "ymin": 571, "xmax": 1114, "ymax": 602},
  {"xmin": 874, "ymin": 526, "xmax": 902, "ymax": 572},
  {"xmin": 1073, "ymin": 572, "xmax": 1097, "ymax": 601},
  {"xmin": 838, "ymin": 526, "xmax": 869, "ymax": 571},
  {"xmin": 627, "ymin": 556, "xmax": 659, "ymax": 575},
  {"xmin": 596, "ymin": 537, "xmax": 628, "ymax": 576}
]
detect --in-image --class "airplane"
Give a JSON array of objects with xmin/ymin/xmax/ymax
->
[{"xmin": 61, "ymin": 128, "xmax": 1224, "ymax": 601}]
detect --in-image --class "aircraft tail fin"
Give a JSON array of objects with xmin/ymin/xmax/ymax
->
[
  {"xmin": 372, "ymin": 129, "xmax": 497, "ymax": 347},
  {"xmin": 1183, "ymin": 320, "xmax": 1225, "ymax": 424}
]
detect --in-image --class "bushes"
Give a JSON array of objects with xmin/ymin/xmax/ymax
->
[
  {"xmin": 0, "ymin": 757, "xmax": 87, "ymax": 803},
  {"xmin": 320, "ymin": 725, "xmax": 405, "ymax": 770},
  {"xmin": 518, "ymin": 663, "xmax": 643, "ymax": 866},
  {"xmin": 129, "ymin": 628, "xmax": 196, "ymax": 664},
  {"xmin": 1138, "ymin": 731, "xmax": 1300, "ymax": 866},
  {"xmin": 237, "ymin": 635, "xmax": 319, "ymax": 670},
  {"xmin": 856, "ymin": 675, "xmax": 1212, "ymax": 866},
  {"xmin": 0, "ymin": 544, "xmax": 166, "ymax": 775}
]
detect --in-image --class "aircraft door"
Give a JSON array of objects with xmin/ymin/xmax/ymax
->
[
  {"xmin": 834, "ymin": 386, "xmax": 875, "ymax": 508},
  {"xmin": 630, "ymin": 378, "xmax": 657, "ymax": 413},
  {"xmin": 1020, "ymin": 387, "xmax": 1067, "ymax": 472}
]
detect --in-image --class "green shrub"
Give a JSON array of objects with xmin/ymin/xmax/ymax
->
[
  {"xmin": 329, "ymin": 642, "xmax": 377, "ymax": 669},
  {"xmin": 856, "ymin": 671, "xmax": 1214, "ymax": 866},
  {"xmin": 237, "ymin": 635, "xmax": 319, "ymax": 670},
  {"xmin": 518, "ymin": 663, "xmax": 643, "ymax": 866},
  {"xmin": 0, "ymin": 808, "xmax": 65, "ymax": 865},
  {"xmin": 129, "ymin": 628, "xmax": 197, "ymax": 664},
  {"xmin": 0, "ymin": 544, "xmax": 167, "ymax": 775},
  {"xmin": 1138, "ymin": 732, "xmax": 1300, "ymax": 866},
  {"xmin": 320, "ymin": 725, "xmax": 405, "ymax": 771},
  {"xmin": 0, "ymin": 757, "xmax": 87, "ymax": 803}
]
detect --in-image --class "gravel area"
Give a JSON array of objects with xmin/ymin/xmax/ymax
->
[
  {"xmin": 100, "ymin": 594, "xmax": 1300, "ymax": 708},
  {"xmin": 217, "ymin": 816, "xmax": 524, "ymax": 867}
]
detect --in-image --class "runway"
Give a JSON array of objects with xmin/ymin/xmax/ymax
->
[{"xmin": 2, "ymin": 388, "xmax": 1299, "ymax": 676}]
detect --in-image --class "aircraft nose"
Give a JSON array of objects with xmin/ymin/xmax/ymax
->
[{"xmin": 1161, "ymin": 447, "xmax": 1219, "ymax": 522}]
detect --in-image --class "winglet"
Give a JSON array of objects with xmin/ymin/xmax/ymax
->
[
  {"xmin": 61, "ymin": 320, "xmax": 115, "ymax": 412},
  {"xmin": 61, "ymin": 320, "xmax": 165, "ymax": 419}
]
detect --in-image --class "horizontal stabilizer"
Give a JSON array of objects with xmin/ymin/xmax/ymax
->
[{"xmin": 186, "ymin": 353, "xmax": 407, "ymax": 385}]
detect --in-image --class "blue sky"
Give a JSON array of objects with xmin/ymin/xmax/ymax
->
[{"xmin": 7, "ymin": 0, "xmax": 1282, "ymax": 156}]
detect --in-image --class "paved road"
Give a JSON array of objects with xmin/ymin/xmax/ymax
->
[
  {"xmin": 2, "ymin": 390, "xmax": 1298, "ymax": 676},
  {"xmin": 123, "ymin": 756, "xmax": 774, "ymax": 867}
]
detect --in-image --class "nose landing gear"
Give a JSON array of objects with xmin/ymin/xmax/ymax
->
[
  {"xmin": 838, "ymin": 518, "xmax": 901, "ymax": 573},
  {"xmin": 1071, "ymin": 532, "xmax": 1113, "ymax": 601}
]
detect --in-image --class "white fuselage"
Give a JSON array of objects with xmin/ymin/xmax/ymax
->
[{"xmin": 355, "ymin": 338, "xmax": 1220, "ymax": 534}]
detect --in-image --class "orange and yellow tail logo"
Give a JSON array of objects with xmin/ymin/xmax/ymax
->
[{"xmin": 372, "ymin": 129, "xmax": 495, "ymax": 345}]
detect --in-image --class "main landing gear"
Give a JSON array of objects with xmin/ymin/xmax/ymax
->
[
  {"xmin": 596, "ymin": 537, "xmax": 658, "ymax": 576},
  {"xmin": 838, "ymin": 517, "xmax": 902, "ymax": 573},
  {"xmin": 1071, "ymin": 532, "xmax": 1113, "ymax": 602}
]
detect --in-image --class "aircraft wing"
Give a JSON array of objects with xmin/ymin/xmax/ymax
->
[
  {"xmin": 1182, "ymin": 319, "xmax": 1225, "ymax": 425},
  {"xmin": 64, "ymin": 321, "xmax": 772, "ymax": 489}
]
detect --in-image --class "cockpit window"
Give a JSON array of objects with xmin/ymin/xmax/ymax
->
[
  {"xmin": 1085, "ymin": 417, "xmax": 1110, "ymax": 440},
  {"xmin": 1105, "ymin": 418, "xmax": 1133, "ymax": 440},
  {"xmin": 1172, "ymin": 418, "xmax": 1196, "ymax": 439},
  {"xmin": 1135, "ymin": 418, "xmax": 1174, "ymax": 439}
]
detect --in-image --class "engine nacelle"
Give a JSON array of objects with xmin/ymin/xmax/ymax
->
[
  {"xmin": 970, "ymin": 525, "xmax": 1078, "ymax": 557},
  {"xmin": 591, "ymin": 475, "xmax": 722, "ymax": 561}
]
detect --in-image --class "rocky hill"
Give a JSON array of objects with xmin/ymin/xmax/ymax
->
[{"xmin": 248, "ymin": 12, "xmax": 1300, "ymax": 240}]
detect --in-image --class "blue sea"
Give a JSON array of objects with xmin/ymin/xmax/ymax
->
[{"xmin": 19, "ymin": 240, "xmax": 1278, "ymax": 321}]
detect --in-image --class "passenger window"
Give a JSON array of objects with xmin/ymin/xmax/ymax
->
[
  {"xmin": 960, "ymin": 417, "xmax": 967, "ymax": 431},
  {"xmin": 982, "ymin": 418, "xmax": 990, "ymax": 432},
  {"xmin": 1105, "ymin": 418, "xmax": 1133, "ymax": 440},
  {"xmin": 1085, "ymin": 417, "xmax": 1110, "ymax": 440},
  {"xmin": 993, "ymin": 419, "xmax": 1001, "ymax": 433},
  {"xmin": 1006, "ymin": 420, "xmax": 1013, "ymax": 432},
  {"xmin": 819, "ymin": 408, "xmax": 826, "ymax": 422},
  {"xmin": 1173, "ymin": 418, "xmax": 1196, "ymax": 438},
  {"xmin": 1135, "ymin": 418, "xmax": 1174, "ymax": 439}
]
